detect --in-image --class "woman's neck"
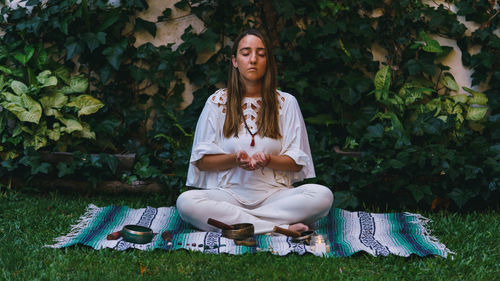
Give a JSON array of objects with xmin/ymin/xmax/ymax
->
[{"xmin": 243, "ymin": 83, "xmax": 262, "ymax": 98}]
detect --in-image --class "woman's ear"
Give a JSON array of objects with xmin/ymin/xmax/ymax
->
[{"xmin": 232, "ymin": 55, "xmax": 238, "ymax": 68}]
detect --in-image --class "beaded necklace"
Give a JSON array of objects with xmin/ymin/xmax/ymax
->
[{"xmin": 242, "ymin": 116, "xmax": 257, "ymax": 147}]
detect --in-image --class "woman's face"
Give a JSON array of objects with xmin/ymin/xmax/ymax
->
[{"xmin": 232, "ymin": 34, "xmax": 267, "ymax": 86}]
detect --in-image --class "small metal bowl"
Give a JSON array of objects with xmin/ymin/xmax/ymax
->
[
  {"xmin": 221, "ymin": 223, "xmax": 254, "ymax": 240},
  {"xmin": 121, "ymin": 225, "xmax": 153, "ymax": 244}
]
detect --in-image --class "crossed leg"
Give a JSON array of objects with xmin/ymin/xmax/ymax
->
[{"xmin": 176, "ymin": 184, "xmax": 333, "ymax": 234}]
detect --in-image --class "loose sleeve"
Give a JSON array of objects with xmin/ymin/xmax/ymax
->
[
  {"xmin": 279, "ymin": 93, "xmax": 315, "ymax": 183},
  {"xmin": 186, "ymin": 98, "xmax": 227, "ymax": 189}
]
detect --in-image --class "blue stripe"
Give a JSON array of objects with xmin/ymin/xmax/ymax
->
[
  {"xmin": 81, "ymin": 205, "xmax": 121, "ymax": 244},
  {"xmin": 396, "ymin": 213, "xmax": 432, "ymax": 256},
  {"xmin": 326, "ymin": 208, "xmax": 347, "ymax": 257}
]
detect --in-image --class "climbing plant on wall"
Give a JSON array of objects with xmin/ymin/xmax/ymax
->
[{"xmin": 0, "ymin": 0, "xmax": 498, "ymax": 209}]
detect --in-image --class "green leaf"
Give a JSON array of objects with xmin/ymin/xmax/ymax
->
[
  {"xmin": 448, "ymin": 188, "xmax": 476, "ymax": 208},
  {"xmin": 398, "ymin": 82, "xmax": 423, "ymax": 105},
  {"xmin": 388, "ymin": 159, "xmax": 405, "ymax": 169},
  {"xmin": 158, "ymin": 8, "xmax": 172, "ymax": 21},
  {"xmin": 462, "ymin": 87, "xmax": 488, "ymax": 105},
  {"xmin": 74, "ymin": 121, "xmax": 96, "ymax": 139},
  {"xmin": 135, "ymin": 18, "xmax": 157, "ymax": 38},
  {"xmin": 61, "ymin": 76, "xmax": 88, "ymax": 94},
  {"xmin": 47, "ymin": 123, "xmax": 61, "ymax": 141},
  {"xmin": 175, "ymin": 0, "xmax": 188, "ymax": 10},
  {"xmin": 425, "ymin": 98, "xmax": 442, "ymax": 116},
  {"xmin": 57, "ymin": 162, "xmax": 75, "ymax": 177},
  {"xmin": 39, "ymin": 91, "xmax": 68, "ymax": 117},
  {"xmin": 58, "ymin": 116, "xmax": 83, "ymax": 133},
  {"xmin": 374, "ymin": 65, "xmax": 391, "ymax": 92},
  {"xmin": 440, "ymin": 73, "xmax": 458, "ymax": 91},
  {"xmin": 54, "ymin": 66, "xmax": 71, "ymax": 85},
  {"xmin": 0, "ymin": 65, "xmax": 13, "ymax": 75},
  {"xmin": 466, "ymin": 106, "xmax": 488, "ymax": 121},
  {"xmin": 99, "ymin": 153, "xmax": 118, "ymax": 174},
  {"xmin": 406, "ymin": 185, "xmax": 431, "ymax": 203},
  {"xmin": 82, "ymin": 32, "xmax": 107, "ymax": 52},
  {"xmin": 489, "ymin": 144, "xmax": 500, "ymax": 155},
  {"xmin": 13, "ymin": 45, "xmax": 35, "ymax": 65},
  {"xmin": 36, "ymin": 47, "xmax": 48, "ymax": 67},
  {"xmin": 102, "ymin": 41, "xmax": 126, "ymax": 70},
  {"xmin": 1, "ymin": 92, "xmax": 42, "ymax": 124},
  {"xmin": 418, "ymin": 31, "xmax": 443, "ymax": 53},
  {"xmin": 23, "ymin": 122, "xmax": 48, "ymax": 150},
  {"xmin": 365, "ymin": 123, "xmax": 384, "ymax": 139},
  {"xmin": 65, "ymin": 38, "xmax": 84, "ymax": 60},
  {"xmin": 66, "ymin": 95, "xmax": 104, "ymax": 117},
  {"xmin": 10, "ymin": 81, "xmax": 28, "ymax": 95},
  {"xmin": 451, "ymin": 94, "xmax": 468, "ymax": 104},
  {"xmin": 36, "ymin": 70, "xmax": 58, "ymax": 88},
  {"xmin": 0, "ymin": 45, "xmax": 7, "ymax": 60},
  {"xmin": 97, "ymin": 11, "xmax": 121, "ymax": 32}
]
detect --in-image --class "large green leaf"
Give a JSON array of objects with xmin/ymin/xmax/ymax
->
[
  {"xmin": 39, "ymin": 91, "xmax": 68, "ymax": 117},
  {"xmin": 466, "ymin": 106, "xmax": 488, "ymax": 121},
  {"xmin": 58, "ymin": 116, "xmax": 83, "ymax": 133},
  {"xmin": 440, "ymin": 73, "xmax": 458, "ymax": 91},
  {"xmin": 10, "ymin": 80, "xmax": 28, "ymax": 95},
  {"xmin": 61, "ymin": 76, "xmax": 88, "ymax": 94},
  {"xmin": 36, "ymin": 70, "xmax": 58, "ymax": 88},
  {"xmin": 451, "ymin": 94, "xmax": 468, "ymax": 104},
  {"xmin": 374, "ymin": 65, "xmax": 391, "ymax": 92},
  {"xmin": 462, "ymin": 87, "xmax": 488, "ymax": 106},
  {"xmin": 1, "ymin": 92, "xmax": 42, "ymax": 123},
  {"xmin": 67, "ymin": 94, "xmax": 104, "ymax": 117}
]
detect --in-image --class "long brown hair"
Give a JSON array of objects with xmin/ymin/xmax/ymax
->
[{"xmin": 223, "ymin": 29, "xmax": 281, "ymax": 139}]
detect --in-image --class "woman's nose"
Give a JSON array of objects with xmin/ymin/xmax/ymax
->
[{"xmin": 250, "ymin": 52, "xmax": 257, "ymax": 63}]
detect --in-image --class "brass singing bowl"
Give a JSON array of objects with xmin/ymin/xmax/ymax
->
[
  {"xmin": 221, "ymin": 223, "xmax": 254, "ymax": 240},
  {"xmin": 121, "ymin": 225, "xmax": 154, "ymax": 244},
  {"xmin": 291, "ymin": 230, "xmax": 315, "ymax": 244}
]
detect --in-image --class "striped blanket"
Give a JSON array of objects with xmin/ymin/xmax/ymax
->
[{"xmin": 46, "ymin": 204, "xmax": 454, "ymax": 258}]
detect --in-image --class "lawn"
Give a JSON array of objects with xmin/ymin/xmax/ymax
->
[{"xmin": 0, "ymin": 190, "xmax": 498, "ymax": 281}]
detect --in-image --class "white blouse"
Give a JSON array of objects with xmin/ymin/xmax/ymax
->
[{"xmin": 186, "ymin": 88, "xmax": 315, "ymax": 206}]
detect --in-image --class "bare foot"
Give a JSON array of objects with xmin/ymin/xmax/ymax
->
[{"xmin": 288, "ymin": 223, "xmax": 309, "ymax": 233}]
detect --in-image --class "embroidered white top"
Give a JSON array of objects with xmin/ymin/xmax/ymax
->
[{"xmin": 186, "ymin": 88, "xmax": 315, "ymax": 206}]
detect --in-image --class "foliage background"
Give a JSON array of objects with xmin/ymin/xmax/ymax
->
[{"xmin": 0, "ymin": 0, "xmax": 498, "ymax": 210}]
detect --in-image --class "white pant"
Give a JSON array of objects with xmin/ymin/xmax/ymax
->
[{"xmin": 176, "ymin": 184, "xmax": 334, "ymax": 234}]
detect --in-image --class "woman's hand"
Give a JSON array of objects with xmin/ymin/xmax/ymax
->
[
  {"xmin": 236, "ymin": 150, "xmax": 255, "ymax": 170},
  {"xmin": 251, "ymin": 152, "xmax": 270, "ymax": 169}
]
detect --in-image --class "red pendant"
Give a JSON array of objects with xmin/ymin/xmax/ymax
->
[{"xmin": 250, "ymin": 137, "xmax": 255, "ymax": 146}]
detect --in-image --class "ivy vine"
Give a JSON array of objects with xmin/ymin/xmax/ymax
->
[{"xmin": 0, "ymin": 0, "xmax": 498, "ymax": 209}]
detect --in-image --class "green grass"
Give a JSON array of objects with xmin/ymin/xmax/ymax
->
[{"xmin": 0, "ymin": 190, "xmax": 498, "ymax": 281}]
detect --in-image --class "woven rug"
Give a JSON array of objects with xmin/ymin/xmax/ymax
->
[{"xmin": 45, "ymin": 204, "xmax": 454, "ymax": 258}]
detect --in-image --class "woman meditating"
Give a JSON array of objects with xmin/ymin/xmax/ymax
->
[{"xmin": 176, "ymin": 29, "xmax": 333, "ymax": 234}]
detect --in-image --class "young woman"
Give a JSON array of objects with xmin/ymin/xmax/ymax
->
[{"xmin": 176, "ymin": 29, "xmax": 333, "ymax": 234}]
